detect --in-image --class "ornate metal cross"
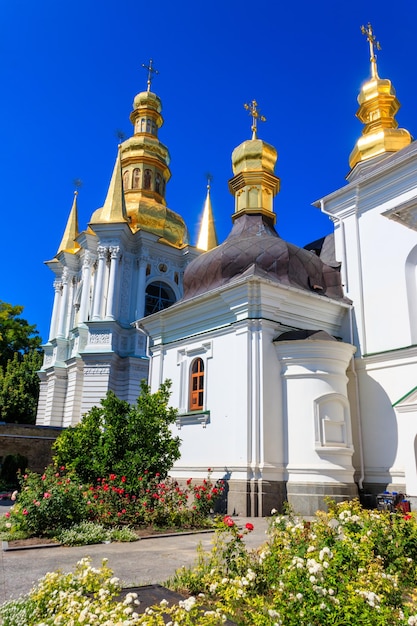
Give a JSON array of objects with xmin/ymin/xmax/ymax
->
[
  {"xmin": 141, "ymin": 58, "xmax": 159, "ymax": 91},
  {"xmin": 244, "ymin": 100, "xmax": 266, "ymax": 139},
  {"xmin": 361, "ymin": 23, "xmax": 381, "ymax": 78}
]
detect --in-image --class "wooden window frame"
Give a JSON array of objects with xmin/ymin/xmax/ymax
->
[{"xmin": 189, "ymin": 357, "xmax": 204, "ymax": 411}]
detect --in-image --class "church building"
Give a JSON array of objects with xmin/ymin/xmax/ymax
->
[{"xmin": 37, "ymin": 28, "xmax": 417, "ymax": 516}]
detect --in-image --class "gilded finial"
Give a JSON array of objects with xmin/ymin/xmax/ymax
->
[
  {"xmin": 73, "ymin": 179, "xmax": 83, "ymax": 193},
  {"xmin": 206, "ymin": 172, "xmax": 213, "ymax": 191},
  {"xmin": 361, "ymin": 23, "xmax": 381, "ymax": 79},
  {"xmin": 244, "ymin": 100, "xmax": 266, "ymax": 139},
  {"xmin": 141, "ymin": 58, "xmax": 159, "ymax": 92}
]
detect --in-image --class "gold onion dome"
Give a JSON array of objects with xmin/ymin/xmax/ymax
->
[
  {"xmin": 90, "ymin": 60, "xmax": 188, "ymax": 248},
  {"xmin": 349, "ymin": 23, "xmax": 412, "ymax": 170},
  {"xmin": 183, "ymin": 101, "xmax": 346, "ymax": 302}
]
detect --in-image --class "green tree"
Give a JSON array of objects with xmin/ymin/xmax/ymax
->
[
  {"xmin": 0, "ymin": 301, "xmax": 42, "ymax": 369},
  {"xmin": 0, "ymin": 350, "xmax": 43, "ymax": 423},
  {"xmin": 53, "ymin": 380, "xmax": 181, "ymax": 493}
]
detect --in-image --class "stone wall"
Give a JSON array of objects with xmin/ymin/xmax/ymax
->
[{"xmin": 0, "ymin": 423, "xmax": 63, "ymax": 474}]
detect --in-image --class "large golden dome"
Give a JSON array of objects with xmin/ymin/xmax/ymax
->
[{"xmin": 90, "ymin": 87, "xmax": 188, "ymax": 248}]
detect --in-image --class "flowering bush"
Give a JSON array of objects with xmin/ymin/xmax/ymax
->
[
  {"xmin": 167, "ymin": 500, "xmax": 417, "ymax": 625},
  {"xmin": 3, "ymin": 501, "xmax": 417, "ymax": 624},
  {"xmin": 3, "ymin": 466, "xmax": 225, "ymax": 541},
  {"xmin": 5, "ymin": 465, "xmax": 87, "ymax": 538},
  {"xmin": 85, "ymin": 471, "xmax": 225, "ymax": 529}
]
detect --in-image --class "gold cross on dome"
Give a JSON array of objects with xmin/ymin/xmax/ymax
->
[
  {"xmin": 141, "ymin": 58, "xmax": 159, "ymax": 91},
  {"xmin": 361, "ymin": 23, "xmax": 381, "ymax": 78},
  {"xmin": 244, "ymin": 100, "xmax": 266, "ymax": 139}
]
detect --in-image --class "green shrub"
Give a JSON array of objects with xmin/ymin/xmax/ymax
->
[
  {"xmin": 55, "ymin": 521, "xmax": 111, "ymax": 546},
  {"xmin": 6, "ymin": 465, "xmax": 87, "ymax": 537},
  {"xmin": 53, "ymin": 380, "xmax": 181, "ymax": 495}
]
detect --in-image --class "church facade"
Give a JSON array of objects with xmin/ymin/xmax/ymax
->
[{"xmin": 37, "ymin": 29, "xmax": 417, "ymax": 516}]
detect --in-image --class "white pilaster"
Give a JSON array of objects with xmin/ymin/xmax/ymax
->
[
  {"xmin": 79, "ymin": 252, "xmax": 93, "ymax": 323},
  {"xmin": 92, "ymin": 246, "xmax": 107, "ymax": 321},
  {"xmin": 105, "ymin": 246, "xmax": 120, "ymax": 320},
  {"xmin": 136, "ymin": 256, "xmax": 148, "ymax": 319},
  {"xmin": 49, "ymin": 280, "xmax": 62, "ymax": 341},
  {"xmin": 57, "ymin": 268, "xmax": 69, "ymax": 338}
]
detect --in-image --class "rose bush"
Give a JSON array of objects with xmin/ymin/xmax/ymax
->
[{"xmin": 2, "ymin": 466, "xmax": 225, "ymax": 541}]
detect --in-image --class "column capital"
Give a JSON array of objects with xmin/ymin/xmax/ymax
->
[
  {"xmin": 110, "ymin": 246, "xmax": 120, "ymax": 259},
  {"xmin": 97, "ymin": 245, "xmax": 108, "ymax": 260}
]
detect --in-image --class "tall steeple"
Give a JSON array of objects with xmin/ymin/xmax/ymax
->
[
  {"xmin": 349, "ymin": 24, "xmax": 412, "ymax": 170},
  {"xmin": 196, "ymin": 177, "xmax": 218, "ymax": 251},
  {"xmin": 91, "ymin": 147, "xmax": 128, "ymax": 224},
  {"xmin": 57, "ymin": 191, "xmax": 81, "ymax": 254},
  {"xmin": 228, "ymin": 100, "xmax": 280, "ymax": 224}
]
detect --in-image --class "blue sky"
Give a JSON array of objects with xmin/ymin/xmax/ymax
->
[{"xmin": 1, "ymin": 0, "xmax": 417, "ymax": 342}]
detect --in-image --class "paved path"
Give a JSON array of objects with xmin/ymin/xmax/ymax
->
[{"xmin": 0, "ymin": 517, "xmax": 269, "ymax": 603}]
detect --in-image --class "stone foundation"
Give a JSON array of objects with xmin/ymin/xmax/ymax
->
[{"xmin": 286, "ymin": 482, "xmax": 359, "ymax": 516}]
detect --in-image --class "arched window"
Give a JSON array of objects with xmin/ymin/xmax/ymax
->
[
  {"xmin": 155, "ymin": 173, "xmax": 161, "ymax": 194},
  {"xmin": 146, "ymin": 119, "xmax": 152, "ymax": 133},
  {"xmin": 189, "ymin": 358, "xmax": 204, "ymax": 411},
  {"xmin": 144, "ymin": 281, "xmax": 176, "ymax": 316},
  {"xmin": 132, "ymin": 168, "xmax": 141, "ymax": 189},
  {"xmin": 144, "ymin": 169, "xmax": 152, "ymax": 190},
  {"xmin": 123, "ymin": 170, "xmax": 130, "ymax": 189},
  {"xmin": 140, "ymin": 118, "xmax": 146, "ymax": 132}
]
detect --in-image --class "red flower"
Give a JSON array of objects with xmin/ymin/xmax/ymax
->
[
  {"xmin": 223, "ymin": 515, "xmax": 235, "ymax": 527},
  {"xmin": 109, "ymin": 474, "xmax": 116, "ymax": 481},
  {"xmin": 41, "ymin": 474, "xmax": 46, "ymax": 481},
  {"xmin": 404, "ymin": 514, "xmax": 412, "ymax": 521},
  {"xmin": 121, "ymin": 476, "xmax": 126, "ymax": 483},
  {"xmin": 207, "ymin": 468, "xmax": 212, "ymax": 472},
  {"xmin": 245, "ymin": 522, "xmax": 254, "ymax": 532},
  {"xmin": 22, "ymin": 509, "xmax": 28, "ymax": 516},
  {"xmin": 155, "ymin": 473, "xmax": 160, "ymax": 478}
]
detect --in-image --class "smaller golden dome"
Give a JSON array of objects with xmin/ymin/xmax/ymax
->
[
  {"xmin": 231, "ymin": 138, "xmax": 278, "ymax": 175},
  {"xmin": 349, "ymin": 24, "xmax": 412, "ymax": 170},
  {"xmin": 133, "ymin": 90, "xmax": 162, "ymax": 114}
]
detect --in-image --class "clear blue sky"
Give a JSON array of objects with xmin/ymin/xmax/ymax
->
[{"xmin": 1, "ymin": 0, "xmax": 417, "ymax": 342}]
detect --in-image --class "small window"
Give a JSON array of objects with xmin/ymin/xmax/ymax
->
[
  {"xmin": 189, "ymin": 358, "xmax": 204, "ymax": 411},
  {"xmin": 132, "ymin": 168, "xmax": 141, "ymax": 189},
  {"xmin": 123, "ymin": 170, "xmax": 130, "ymax": 189},
  {"xmin": 155, "ymin": 173, "xmax": 161, "ymax": 194},
  {"xmin": 144, "ymin": 169, "xmax": 152, "ymax": 190}
]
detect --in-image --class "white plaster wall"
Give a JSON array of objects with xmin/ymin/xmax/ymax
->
[{"xmin": 355, "ymin": 350, "xmax": 417, "ymax": 488}]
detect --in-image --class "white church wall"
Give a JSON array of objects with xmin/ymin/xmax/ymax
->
[{"xmin": 354, "ymin": 349, "xmax": 417, "ymax": 493}]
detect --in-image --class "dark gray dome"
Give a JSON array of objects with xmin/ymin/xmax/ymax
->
[{"xmin": 183, "ymin": 214, "xmax": 346, "ymax": 301}]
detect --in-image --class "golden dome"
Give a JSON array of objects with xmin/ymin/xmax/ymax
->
[
  {"xmin": 228, "ymin": 101, "xmax": 280, "ymax": 223},
  {"xmin": 349, "ymin": 24, "xmax": 412, "ymax": 170},
  {"xmin": 90, "ymin": 85, "xmax": 189, "ymax": 249}
]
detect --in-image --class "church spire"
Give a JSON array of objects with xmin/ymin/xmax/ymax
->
[
  {"xmin": 196, "ymin": 176, "xmax": 218, "ymax": 251},
  {"xmin": 92, "ymin": 146, "xmax": 128, "ymax": 224},
  {"xmin": 349, "ymin": 24, "xmax": 412, "ymax": 171},
  {"xmin": 57, "ymin": 191, "xmax": 81, "ymax": 254}
]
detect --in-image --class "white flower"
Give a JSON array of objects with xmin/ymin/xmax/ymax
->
[
  {"xmin": 179, "ymin": 596, "xmax": 196, "ymax": 612},
  {"xmin": 296, "ymin": 592, "xmax": 303, "ymax": 601},
  {"xmin": 271, "ymin": 508, "xmax": 277, "ymax": 515},
  {"xmin": 409, "ymin": 617, "xmax": 417, "ymax": 626}
]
